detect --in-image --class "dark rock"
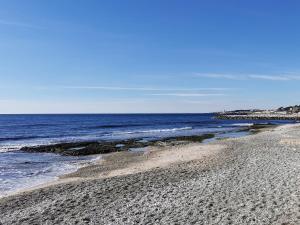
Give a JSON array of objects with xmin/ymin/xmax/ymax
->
[{"xmin": 20, "ymin": 133, "xmax": 215, "ymax": 156}]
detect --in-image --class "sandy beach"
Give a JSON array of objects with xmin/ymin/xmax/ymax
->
[{"xmin": 1, "ymin": 124, "xmax": 300, "ymax": 224}]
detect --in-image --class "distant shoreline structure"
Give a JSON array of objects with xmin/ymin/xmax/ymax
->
[{"xmin": 217, "ymin": 105, "xmax": 300, "ymax": 120}]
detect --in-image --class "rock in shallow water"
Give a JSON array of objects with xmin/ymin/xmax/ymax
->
[{"xmin": 20, "ymin": 133, "xmax": 215, "ymax": 156}]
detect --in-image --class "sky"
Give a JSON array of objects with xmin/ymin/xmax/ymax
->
[{"xmin": 0, "ymin": 0, "xmax": 300, "ymax": 113}]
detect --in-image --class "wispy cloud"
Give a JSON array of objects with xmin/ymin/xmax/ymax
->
[
  {"xmin": 50, "ymin": 86, "xmax": 232, "ymax": 92},
  {"xmin": 247, "ymin": 74, "xmax": 292, "ymax": 81},
  {"xmin": 194, "ymin": 73, "xmax": 300, "ymax": 81},
  {"xmin": 149, "ymin": 93, "xmax": 226, "ymax": 97},
  {"xmin": 194, "ymin": 73, "xmax": 244, "ymax": 80},
  {"xmin": 0, "ymin": 19, "xmax": 43, "ymax": 29}
]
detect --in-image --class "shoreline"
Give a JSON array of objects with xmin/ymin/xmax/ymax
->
[
  {"xmin": 18, "ymin": 123, "xmax": 273, "ymax": 156},
  {"xmin": 57, "ymin": 123, "xmax": 276, "ymax": 182},
  {"xmin": 217, "ymin": 113, "xmax": 300, "ymax": 120},
  {"xmin": 1, "ymin": 155, "xmax": 103, "ymax": 198},
  {"xmin": 0, "ymin": 124, "xmax": 270, "ymax": 198},
  {"xmin": 2, "ymin": 137, "xmax": 224, "ymax": 199},
  {"xmin": 0, "ymin": 124, "xmax": 277, "ymax": 199},
  {"xmin": 2, "ymin": 124, "xmax": 300, "ymax": 224}
]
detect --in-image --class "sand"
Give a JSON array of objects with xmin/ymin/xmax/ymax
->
[{"xmin": 1, "ymin": 124, "xmax": 300, "ymax": 224}]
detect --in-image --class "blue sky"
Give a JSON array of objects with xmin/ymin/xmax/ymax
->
[{"xmin": 1, "ymin": 0, "xmax": 300, "ymax": 113}]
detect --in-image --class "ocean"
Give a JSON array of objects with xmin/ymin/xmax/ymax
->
[{"xmin": 0, "ymin": 113, "xmax": 295, "ymax": 197}]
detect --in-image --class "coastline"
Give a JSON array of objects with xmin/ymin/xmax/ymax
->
[
  {"xmin": 217, "ymin": 113, "xmax": 300, "ymax": 120},
  {"xmin": 2, "ymin": 124, "xmax": 299, "ymax": 224},
  {"xmin": 0, "ymin": 124, "xmax": 266, "ymax": 198},
  {"xmin": 2, "ymin": 135, "xmax": 223, "ymax": 198}
]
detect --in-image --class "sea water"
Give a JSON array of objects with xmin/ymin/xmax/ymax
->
[{"xmin": 0, "ymin": 113, "xmax": 294, "ymax": 196}]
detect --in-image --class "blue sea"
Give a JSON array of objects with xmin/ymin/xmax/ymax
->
[{"xmin": 0, "ymin": 113, "xmax": 295, "ymax": 197}]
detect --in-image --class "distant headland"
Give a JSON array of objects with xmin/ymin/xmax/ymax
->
[{"xmin": 217, "ymin": 105, "xmax": 300, "ymax": 120}]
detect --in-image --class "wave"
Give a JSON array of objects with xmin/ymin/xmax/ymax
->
[
  {"xmin": 232, "ymin": 123, "xmax": 254, "ymax": 127},
  {"xmin": 88, "ymin": 119, "xmax": 218, "ymax": 130},
  {"xmin": 90, "ymin": 155, "xmax": 102, "ymax": 163},
  {"xmin": 113, "ymin": 127, "xmax": 193, "ymax": 135},
  {"xmin": 89, "ymin": 124, "xmax": 147, "ymax": 129},
  {"xmin": 0, "ymin": 136, "xmax": 41, "ymax": 142},
  {"xmin": 0, "ymin": 132, "xmax": 90, "ymax": 143}
]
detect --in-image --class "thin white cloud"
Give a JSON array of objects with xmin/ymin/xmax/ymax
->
[
  {"xmin": 247, "ymin": 74, "xmax": 291, "ymax": 81},
  {"xmin": 0, "ymin": 19, "xmax": 43, "ymax": 29},
  {"xmin": 52, "ymin": 86, "xmax": 232, "ymax": 92},
  {"xmin": 149, "ymin": 93, "xmax": 226, "ymax": 97},
  {"xmin": 195, "ymin": 72, "xmax": 300, "ymax": 81},
  {"xmin": 194, "ymin": 73, "xmax": 242, "ymax": 80},
  {"xmin": 247, "ymin": 74, "xmax": 300, "ymax": 81}
]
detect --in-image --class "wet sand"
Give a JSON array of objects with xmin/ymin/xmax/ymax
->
[{"xmin": 1, "ymin": 124, "xmax": 300, "ymax": 224}]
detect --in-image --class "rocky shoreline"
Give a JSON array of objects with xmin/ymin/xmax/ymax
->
[
  {"xmin": 2, "ymin": 124, "xmax": 300, "ymax": 224},
  {"xmin": 19, "ymin": 124, "xmax": 271, "ymax": 156},
  {"xmin": 217, "ymin": 113, "xmax": 300, "ymax": 120},
  {"xmin": 20, "ymin": 133, "xmax": 215, "ymax": 156}
]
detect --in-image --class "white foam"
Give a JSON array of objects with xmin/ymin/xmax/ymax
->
[
  {"xmin": 0, "ymin": 154, "xmax": 103, "ymax": 198},
  {"xmin": 0, "ymin": 162, "xmax": 79, "ymax": 198},
  {"xmin": 232, "ymin": 123, "xmax": 254, "ymax": 127},
  {"xmin": 90, "ymin": 155, "xmax": 102, "ymax": 162},
  {"xmin": 113, "ymin": 127, "xmax": 193, "ymax": 135}
]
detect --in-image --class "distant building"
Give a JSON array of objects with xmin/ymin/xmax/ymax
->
[
  {"xmin": 219, "ymin": 105, "xmax": 300, "ymax": 116},
  {"xmin": 277, "ymin": 105, "xmax": 300, "ymax": 114}
]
